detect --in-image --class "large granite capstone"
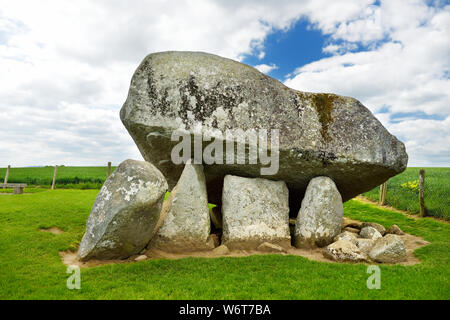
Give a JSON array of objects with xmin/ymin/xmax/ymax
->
[{"xmin": 120, "ymin": 51, "xmax": 408, "ymax": 210}]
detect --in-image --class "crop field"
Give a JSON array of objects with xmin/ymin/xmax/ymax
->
[
  {"xmin": 0, "ymin": 166, "xmax": 116, "ymax": 190},
  {"xmin": 363, "ymin": 167, "xmax": 449, "ymax": 220},
  {"xmin": 0, "ymin": 189, "xmax": 449, "ymax": 299}
]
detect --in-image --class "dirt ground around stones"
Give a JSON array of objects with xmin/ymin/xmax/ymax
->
[{"xmin": 60, "ymin": 225, "xmax": 429, "ymax": 268}]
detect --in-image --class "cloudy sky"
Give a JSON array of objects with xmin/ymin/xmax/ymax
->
[{"xmin": 0, "ymin": 0, "xmax": 449, "ymax": 167}]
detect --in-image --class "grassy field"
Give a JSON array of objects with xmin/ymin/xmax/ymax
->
[
  {"xmin": 1, "ymin": 166, "xmax": 448, "ymax": 219},
  {"xmin": 0, "ymin": 189, "xmax": 449, "ymax": 299},
  {"xmin": 363, "ymin": 167, "xmax": 449, "ymax": 220}
]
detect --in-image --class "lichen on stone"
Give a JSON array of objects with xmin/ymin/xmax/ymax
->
[{"xmin": 311, "ymin": 93, "xmax": 341, "ymax": 143}]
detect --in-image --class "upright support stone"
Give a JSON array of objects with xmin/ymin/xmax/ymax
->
[
  {"xmin": 294, "ymin": 176, "xmax": 343, "ymax": 248},
  {"xmin": 221, "ymin": 175, "xmax": 290, "ymax": 250},
  {"xmin": 78, "ymin": 159, "xmax": 168, "ymax": 261},
  {"xmin": 148, "ymin": 160, "xmax": 214, "ymax": 252}
]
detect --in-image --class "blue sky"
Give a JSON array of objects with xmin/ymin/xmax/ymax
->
[{"xmin": 0, "ymin": 0, "xmax": 449, "ymax": 167}]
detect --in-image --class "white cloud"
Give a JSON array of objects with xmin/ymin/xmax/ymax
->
[
  {"xmin": 253, "ymin": 63, "xmax": 278, "ymax": 74},
  {"xmin": 285, "ymin": 1, "xmax": 450, "ymax": 166},
  {"xmin": 387, "ymin": 117, "xmax": 450, "ymax": 167},
  {"xmin": 0, "ymin": 0, "xmax": 448, "ymax": 167}
]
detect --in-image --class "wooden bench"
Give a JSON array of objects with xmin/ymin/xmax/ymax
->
[{"xmin": 1, "ymin": 183, "xmax": 27, "ymax": 194}]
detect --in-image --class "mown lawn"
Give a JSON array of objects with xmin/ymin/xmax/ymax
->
[
  {"xmin": 363, "ymin": 167, "xmax": 449, "ymax": 220},
  {"xmin": 0, "ymin": 189, "xmax": 449, "ymax": 300}
]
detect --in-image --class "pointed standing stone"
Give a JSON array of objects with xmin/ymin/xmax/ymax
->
[{"xmin": 148, "ymin": 160, "xmax": 213, "ymax": 252}]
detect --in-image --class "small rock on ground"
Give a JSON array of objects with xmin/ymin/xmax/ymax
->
[
  {"xmin": 257, "ymin": 242, "xmax": 287, "ymax": 253},
  {"xmin": 361, "ymin": 222, "xmax": 386, "ymax": 236},
  {"xmin": 322, "ymin": 240, "xmax": 368, "ymax": 262},
  {"xmin": 386, "ymin": 224, "xmax": 405, "ymax": 235},
  {"xmin": 360, "ymin": 226, "xmax": 383, "ymax": 240}
]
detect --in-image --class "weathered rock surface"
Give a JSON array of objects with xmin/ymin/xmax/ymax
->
[
  {"xmin": 360, "ymin": 226, "xmax": 383, "ymax": 240},
  {"xmin": 120, "ymin": 51, "xmax": 408, "ymax": 210},
  {"xmin": 322, "ymin": 240, "xmax": 368, "ymax": 262},
  {"xmin": 361, "ymin": 222, "xmax": 386, "ymax": 236},
  {"xmin": 355, "ymin": 239, "xmax": 375, "ymax": 254},
  {"xmin": 78, "ymin": 160, "xmax": 168, "ymax": 261},
  {"xmin": 369, "ymin": 234, "xmax": 407, "ymax": 263},
  {"xmin": 333, "ymin": 231, "xmax": 357, "ymax": 243},
  {"xmin": 148, "ymin": 160, "xmax": 213, "ymax": 252},
  {"xmin": 257, "ymin": 242, "xmax": 287, "ymax": 253},
  {"xmin": 386, "ymin": 224, "xmax": 405, "ymax": 235},
  {"xmin": 294, "ymin": 177, "xmax": 343, "ymax": 248},
  {"xmin": 221, "ymin": 175, "xmax": 290, "ymax": 249}
]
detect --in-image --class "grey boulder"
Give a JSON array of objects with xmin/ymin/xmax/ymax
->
[
  {"xmin": 360, "ymin": 226, "xmax": 383, "ymax": 240},
  {"xmin": 294, "ymin": 177, "xmax": 343, "ymax": 248},
  {"xmin": 369, "ymin": 234, "xmax": 407, "ymax": 263},
  {"xmin": 386, "ymin": 224, "xmax": 405, "ymax": 235},
  {"xmin": 361, "ymin": 222, "xmax": 386, "ymax": 236},
  {"xmin": 322, "ymin": 240, "xmax": 368, "ymax": 263},
  {"xmin": 78, "ymin": 159, "xmax": 168, "ymax": 261},
  {"xmin": 120, "ymin": 51, "xmax": 408, "ymax": 210},
  {"xmin": 333, "ymin": 231, "xmax": 358, "ymax": 243},
  {"xmin": 221, "ymin": 175, "xmax": 291, "ymax": 249},
  {"xmin": 355, "ymin": 238, "xmax": 376, "ymax": 254},
  {"xmin": 148, "ymin": 160, "xmax": 213, "ymax": 252}
]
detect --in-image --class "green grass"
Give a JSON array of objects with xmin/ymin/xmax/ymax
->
[
  {"xmin": 0, "ymin": 166, "xmax": 116, "ymax": 188},
  {"xmin": 0, "ymin": 189, "xmax": 449, "ymax": 299},
  {"xmin": 363, "ymin": 167, "xmax": 449, "ymax": 220}
]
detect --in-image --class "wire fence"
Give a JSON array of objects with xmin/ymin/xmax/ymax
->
[{"xmin": 362, "ymin": 167, "xmax": 449, "ymax": 220}]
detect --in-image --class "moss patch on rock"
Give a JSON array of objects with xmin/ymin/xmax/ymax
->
[{"xmin": 311, "ymin": 93, "xmax": 340, "ymax": 143}]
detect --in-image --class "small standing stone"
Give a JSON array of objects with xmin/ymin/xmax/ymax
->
[{"xmin": 295, "ymin": 177, "xmax": 343, "ymax": 248}]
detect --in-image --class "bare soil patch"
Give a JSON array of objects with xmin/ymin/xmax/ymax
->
[
  {"xmin": 40, "ymin": 227, "xmax": 64, "ymax": 235},
  {"xmin": 60, "ymin": 229, "xmax": 429, "ymax": 268}
]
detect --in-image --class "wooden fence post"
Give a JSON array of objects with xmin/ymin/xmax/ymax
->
[
  {"xmin": 3, "ymin": 165, "xmax": 10, "ymax": 188},
  {"xmin": 51, "ymin": 165, "xmax": 58, "ymax": 190},
  {"xmin": 107, "ymin": 162, "xmax": 112, "ymax": 178},
  {"xmin": 419, "ymin": 169, "xmax": 426, "ymax": 217},
  {"xmin": 379, "ymin": 181, "xmax": 387, "ymax": 206}
]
